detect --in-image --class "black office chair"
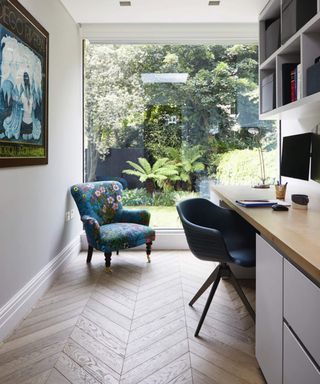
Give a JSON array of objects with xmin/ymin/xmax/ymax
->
[{"xmin": 176, "ymin": 198, "xmax": 256, "ymax": 337}]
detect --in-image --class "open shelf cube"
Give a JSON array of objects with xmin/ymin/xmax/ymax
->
[{"xmin": 259, "ymin": 0, "xmax": 320, "ymax": 120}]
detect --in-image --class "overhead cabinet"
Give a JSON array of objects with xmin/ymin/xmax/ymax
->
[
  {"xmin": 281, "ymin": 0, "xmax": 317, "ymax": 44},
  {"xmin": 261, "ymin": 72, "xmax": 276, "ymax": 113},
  {"xmin": 259, "ymin": 0, "xmax": 320, "ymax": 119},
  {"xmin": 265, "ymin": 18, "xmax": 281, "ymax": 58}
]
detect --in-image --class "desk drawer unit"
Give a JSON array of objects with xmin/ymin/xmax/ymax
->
[
  {"xmin": 256, "ymin": 235, "xmax": 283, "ymax": 384},
  {"xmin": 284, "ymin": 259, "xmax": 320, "ymax": 367},
  {"xmin": 283, "ymin": 324, "xmax": 320, "ymax": 384}
]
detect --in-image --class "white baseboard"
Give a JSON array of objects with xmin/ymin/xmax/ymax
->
[
  {"xmin": 153, "ymin": 229, "xmax": 189, "ymax": 249},
  {"xmin": 80, "ymin": 229, "xmax": 189, "ymax": 251},
  {"xmin": 0, "ymin": 236, "xmax": 81, "ymax": 342}
]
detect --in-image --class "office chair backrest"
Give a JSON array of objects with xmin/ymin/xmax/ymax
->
[
  {"xmin": 71, "ymin": 181, "xmax": 123, "ymax": 225},
  {"xmin": 177, "ymin": 198, "xmax": 233, "ymax": 263}
]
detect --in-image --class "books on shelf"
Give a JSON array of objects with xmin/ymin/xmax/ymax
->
[
  {"xmin": 282, "ymin": 63, "xmax": 302, "ymax": 105},
  {"xmin": 290, "ymin": 67, "xmax": 296, "ymax": 102},
  {"xmin": 297, "ymin": 64, "xmax": 302, "ymax": 100}
]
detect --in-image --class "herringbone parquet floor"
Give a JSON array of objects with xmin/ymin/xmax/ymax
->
[{"xmin": 0, "ymin": 251, "xmax": 265, "ymax": 384}]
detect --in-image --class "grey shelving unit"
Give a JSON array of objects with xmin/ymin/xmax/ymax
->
[{"xmin": 259, "ymin": 0, "xmax": 320, "ymax": 120}]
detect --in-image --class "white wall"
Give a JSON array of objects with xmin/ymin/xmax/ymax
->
[
  {"xmin": 258, "ymin": 0, "xmax": 271, "ymax": 14},
  {"xmin": 0, "ymin": 0, "xmax": 82, "ymax": 308}
]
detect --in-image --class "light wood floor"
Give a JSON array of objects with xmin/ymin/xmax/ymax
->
[{"xmin": 0, "ymin": 251, "xmax": 265, "ymax": 384}]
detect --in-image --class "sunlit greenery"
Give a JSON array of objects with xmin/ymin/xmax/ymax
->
[
  {"xmin": 84, "ymin": 43, "xmax": 278, "ymax": 227},
  {"xmin": 123, "ymin": 157, "xmax": 178, "ymax": 194},
  {"xmin": 216, "ymin": 149, "xmax": 278, "ymax": 185},
  {"xmin": 128, "ymin": 205, "xmax": 182, "ymax": 228}
]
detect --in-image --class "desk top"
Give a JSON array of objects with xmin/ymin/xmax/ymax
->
[{"xmin": 212, "ymin": 185, "xmax": 320, "ymax": 285}]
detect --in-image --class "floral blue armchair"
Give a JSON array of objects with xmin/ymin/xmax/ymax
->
[{"xmin": 71, "ymin": 181, "xmax": 155, "ymax": 271}]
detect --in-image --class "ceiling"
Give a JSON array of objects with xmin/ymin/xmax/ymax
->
[{"xmin": 60, "ymin": 0, "xmax": 269, "ymax": 24}]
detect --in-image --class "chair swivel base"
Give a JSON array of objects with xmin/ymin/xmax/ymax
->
[{"xmin": 189, "ymin": 262, "xmax": 255, "ymax": 337}]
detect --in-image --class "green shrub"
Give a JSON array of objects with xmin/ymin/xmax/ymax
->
[
  {"xmin": 153, "ymin": 191, "xmax": 176, "ymax": 206},
  {"xmin": 122, "ymin": 188, "xmax": 153, "ymax": 206},
  {"xmin": 122, "ymin": 188, "xmax": 200, "ymax": 207},
  {"xmin": 215, "ymin": 149, "xmax": 278, "ymax": 185}
]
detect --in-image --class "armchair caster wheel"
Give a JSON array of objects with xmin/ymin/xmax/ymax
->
[
  {"xmin": 104, "ymin": 252, "xmax": 112, "ymax": 273},
  {"xmin": 146, "ymin": 242, "xmax": 152, "ymax": 264}
]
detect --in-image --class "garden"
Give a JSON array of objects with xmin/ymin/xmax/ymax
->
[{"xmin": 84, "ymin": 43, "xmax": 278, "ymax": 228}]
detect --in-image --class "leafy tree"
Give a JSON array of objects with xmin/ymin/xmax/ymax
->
[
  {"xmin": 123, "ymin": 157, "xmax": 178, "ymax": 194},
  {"xmin": 84, "ymin": 43, "xmax": 146, "ymax": 180},
  {"xmin": 144, "ymin": 105, "xmax": 182, "ymax": 160},
  {"xmin": 84, "ymin": 43, "xmax": 277, "ymax": 186}
]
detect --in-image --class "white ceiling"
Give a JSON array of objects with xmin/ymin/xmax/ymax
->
[{"xmin": 60, "ymin": 0, "xmax": 269, "ymax": 24}]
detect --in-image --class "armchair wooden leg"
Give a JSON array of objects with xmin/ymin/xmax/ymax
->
[
  {"xmin": 87, "ymin": 246, "xmax": 93, "ymax": 263},
  {"xmin": 116, "ymin": 250, "xmax": 119, "ymax": 255},
  {"xmin": 104, "ymin": 252, "xmax": 112, "ymax": 273},
  {"xmin": 146, "ymin": 242, "xmax": 152, "ymax": 263}
]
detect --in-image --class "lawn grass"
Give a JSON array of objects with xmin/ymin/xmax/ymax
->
[{"xmin": 127, "ymin": 205, "xmax": 182, "ymax": 228}]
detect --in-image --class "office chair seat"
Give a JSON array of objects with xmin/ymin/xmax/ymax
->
[
  {"xmin": 176, "ymin": 197, "xmax": 256, "ymax": 337},
  {"xmin": 229, "ymin": 248, "xmax": 256, "ymax": 267}
]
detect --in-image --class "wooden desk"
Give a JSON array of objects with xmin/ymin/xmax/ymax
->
[
  {"xmin": 213, "ymin": 185, "xmax": 320, "ymax": 384},
  {"xmin": 212, "ymin": 185, "xmax": 320, "ymax": 286}
]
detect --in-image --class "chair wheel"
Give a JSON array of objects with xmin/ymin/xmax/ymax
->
[{"xmin": 105, "ymin": 267, "xmax": 112, "ymax": 273}]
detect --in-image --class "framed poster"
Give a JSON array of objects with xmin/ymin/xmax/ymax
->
[{"xmin": 0, "ymin": 0, "xmax": 48, "ymax": 167}]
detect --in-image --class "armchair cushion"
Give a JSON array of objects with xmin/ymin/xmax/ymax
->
[
  {"xmin": 119, "ymin": 209, "xmax": 151, "ymax": 226},
  {"xmin": 99, "ymin": 223, "xmax": 155, "ymax": 253}
]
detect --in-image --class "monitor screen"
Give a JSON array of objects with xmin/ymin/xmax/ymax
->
[
  {"xmin": 280, "ymin": 133, "xmax": 312, "ymax": 181},
  {"xmin": 311, "ymin": 133, "xmax": 320, "ymax": 183}
]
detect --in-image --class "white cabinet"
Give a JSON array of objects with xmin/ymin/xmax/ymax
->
[
  {"xmin": 256, "ymin": 235, "xmax": 283, "ymax": 384},
  {"xmin": 256, "ymin": 235, "xmax": 320, "ymax": 384},
  {"xmin": 284, "ymin": 259, "xmax": 320, "ymax": 366},
  {"xmin": 283, "ymin": 324, "xmax": 320, "ymax": 384}
]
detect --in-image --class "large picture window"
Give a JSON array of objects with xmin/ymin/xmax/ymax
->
[{"xmin": 84, "ymin": 42, "xmax": 278, "ymax": 229}]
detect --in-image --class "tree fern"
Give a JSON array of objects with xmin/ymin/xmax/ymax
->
[
  {"xmin": 125, "ymin": 160, "xmax": 146, "ymax": 175},
  {"xmin": 138, "ymin": 157, "xmax": 152, "ymax": 174},
  {"xmin": 122, "ymin": 157, "xmax": 178, "ymax": 193}
]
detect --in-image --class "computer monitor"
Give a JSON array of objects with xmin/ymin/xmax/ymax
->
[
  {"xmin": 311, "ymin": 133, "xmax": 320, "ymax": 183},
  {"xmin": 280, "ymin": 133, "xmax": 312, "ymax": 181}
]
